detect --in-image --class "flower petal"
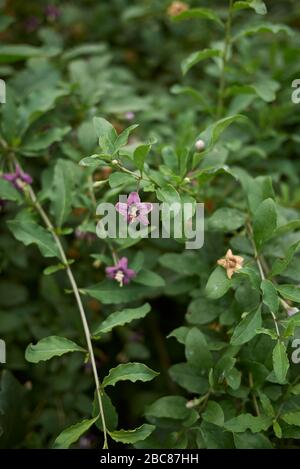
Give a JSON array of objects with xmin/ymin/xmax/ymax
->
[
  {"xmin": 126, "ymin": 268, "xmax": 136, "ymax": 279},
  {"xmin": 105, "ymin": 266, "xmax": 117, "ymax": 278},
  {"xmin": 138, "ymin": 202, "xmax": 153, "ymax": 214},
  {"xmin": 115, "ymin": 202, "xmax": 128, "ymax": 217},
  {"xmin": 118, "ymin": 257, "xmax": 128, "ymax": 269},
  {"xmin": 137, "ymin": 213, "xmax": 150, "ymax": 225},
  {"xmin": 127, "ymin": 192, "xmax": 140, "ymax": 205},
  {"xmin": 21, "ymin": 172, "xmax": 33, "ymax": 184},
  {"xmin": 3, "ymin": 173, "xmax": 16, "ymax": 182}
]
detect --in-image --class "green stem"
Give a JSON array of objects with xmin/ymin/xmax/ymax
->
[
  {"xmin": 217, "ymin": 0, "xmax": 234, "ymax": 118},
  {"xmin": 27, "ymin": 186, "xmax": 108, "ymax": 449},
  {"xmin": 246, "ymin": 222, "xmax": 280, "ymax": 338}
]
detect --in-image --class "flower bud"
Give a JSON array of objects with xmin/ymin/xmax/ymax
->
[
  {"xmin": 112, "ymin": 159, "xmax": 119, "ymax": 165},
  {"xmin": 195, "ymin": 139, "xmax": 205, "ymax": 152},
  {"xmin": 183, "ymin": 177, "xmax": 190, "ymax": 183}
]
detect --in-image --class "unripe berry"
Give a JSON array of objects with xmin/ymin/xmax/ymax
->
[
  {"xmin": 195, "ymin": 139, "xmax": 205, "ymax": 152},
  {"xmin": 183, "ymin": 177, "xmax": 190, "ymax": 183},
  {"xmin": 112, "ymin": 159, "xmax": 119, "ymax": 165}
]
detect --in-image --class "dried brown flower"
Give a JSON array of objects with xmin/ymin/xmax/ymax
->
[{"xmin": 217, "ymin": 249, "xmax": 244, "ymax": 279}]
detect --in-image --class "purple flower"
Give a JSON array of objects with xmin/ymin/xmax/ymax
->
[
  {"xmin": 116, "ymin": 192, "xmax": 153, "ymax": 225},
  {"xmin": 125, "ymin": 111, "xmax": 135, "ymax": 121},
  {"xmin": 105, "ymin": 257, "xmax": 136, "ymax": 287},
  {"xmin": 3, "ymin": 165, "xmax": 33, "ymax": 191},
  {"xmin": 45, "ymin": 4, "xmax": 60, "ymax": 21}
]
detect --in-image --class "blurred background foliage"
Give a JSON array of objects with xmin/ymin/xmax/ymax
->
[{"xmin": 1, "ymin": 0, "xmax": 300, "ymax": 449}]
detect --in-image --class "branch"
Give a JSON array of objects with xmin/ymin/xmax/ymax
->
[{"xmin": 27, "ymin": 186, "xmax": 108, "ymax": 448}]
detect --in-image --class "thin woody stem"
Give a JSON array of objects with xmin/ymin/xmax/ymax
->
[
  {"xmin": 27, "ymin": 185, "xmax": 108, "ymax": 449},
  {"xmin": 246, "ymin": 222, "xmax": 280, "ymax": 338},
  {"xmin": 217, "ymin": 0, "xmax": 234, "ymax": 118}
]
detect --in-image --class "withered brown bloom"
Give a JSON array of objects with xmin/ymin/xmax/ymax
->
[
  {"xmin": 167, "ymin": 1, "xmax": 189, "ymax": 17},
  {"xmin": 217, "ymin": 249, "xmax": 244, "ymax": 279}
]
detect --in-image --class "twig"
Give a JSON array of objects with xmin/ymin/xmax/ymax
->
[
  {"xmin": 246, "ymin": 222, "xmax": 280, "ymax": 338},
  {"xmin": 217, "ymin": 0, "xmax": 234, "ymax": 118},
  {"xmin": 27, "ymin": 186, "xmax": 108, "ymax": 448}
]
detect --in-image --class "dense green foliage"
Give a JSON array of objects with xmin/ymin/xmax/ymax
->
[{"xmin": 1, "ymin": 0, "xmax": 300, "ymax": 449}]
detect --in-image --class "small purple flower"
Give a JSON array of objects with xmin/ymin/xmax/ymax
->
[
  {"xmin": 116, "ymin": 192, "xmax": 152, "ymax": 225},
  {"xmin": 45, "ymin": 4, "xmax": 60, "ymax": 21},
  {"xmin": 3, "ymin": 165, "xmax": 33, "ymax": 191},
  {"xmin": 105, "ymin": 257, "xmax": 136, "ymax": 287},
  {"xmin": 125, "ymin": 111, "xmax": 135, "ymax": 121}
]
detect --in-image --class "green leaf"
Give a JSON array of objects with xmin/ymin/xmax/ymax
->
[
  {"xmin": 205, "ymin": 266, "xmax": 231, "ymax": 299},
  {"xmin": 253, "ymin": 198, "xmax": 277, "ymax": 249},
  {"xmin": 133, "ymin": 143, "xmax": 151, "ymax": 172},
  {"xmin": 134, "ymin": 270, "xmax": 165, "ymax": 287},
  {"xmin": 281, "ymin": 411, "xmax": 300, "ymax": 427},
  {"xmin": 78, "ymin": 155, "xmax": 103, "ymax": 168},
  {"xmin": 159, "ymin": 252, "xmax": 203, "ymax": 276},
  {"xmin": 225, "ymin": 414, "xmax": 272, "ymax": 433},
  {"xmin": 21, "ymin": 126, "xmax": 71, "ymax": 155},
  {"xmin": 109, "ymin": 172, "xmax": 136, "ymax": 188},
  {"xmin": 53, "ymin": 417, "xmax": 98, "ymax": 449},
  {"xmin": 270, "ymin": 241, "xmax": 300, "ymax": 277},
  {"xmin": 51, "ymin": 159, "xmax": 74, "ymax": 227},
  {"xmin": 92, "ymin": 303, "xmax": 151, "ymax": 336},
  {"xmin": 233, "ymin": 0, "xmax": 267, "ymax": 15},
  {"xmin": 114, "ymin": 124, "xmax": 139, "ymax": 152},
  {"xmin": 109, "ymin": 424, "xmax": 155, "ymax": 444},
  {"xmin": 199, "ymin": 421, "xmax": 234, "ymax": 449},
  {"xmin": 185, "ymin": 327, "xmax": 213, "ymax": 370},
  {"xmin": 85, "ymin": 280, "xmax": 154, "ymax": 305},
  {"xmin": 156, "ymin": 184, "xmax": 180, "ymax": 205},
  {"xmin": 8, "ymin": 216, "xmax": 60, "ymax": 258},
  {"xmin": 0, "ymin": 179, "xmax": 22, "ymax": 202},
  {"xmin": 0, "ymin": 45, "xmax": 55, "ymax": 63},
  {"xmin": 93, "ymin": 117, "xmax": 117, "ymax": 154},
  {"xmin": 233, "ymin": 432, "xmax": 273, "ymax": 449},
  {"xmin": 275, "ymin": 284, "xmax": 300, "ymax": 303},
  {"xmin": 173, "ymin": 8, "xmax": 223, "ymax": 27},
  {"xmin": 261, "ymin": 279, "xmax": 279, "ymax": 313},
  {"xmin": 202, "ymin": 401, "xmax": 225, "ymax": 427},
  {"xmin": 102, "ymin": 362, "xmax": 159, "ymax": 387},
  {"xmin": 181, "ymin": 48, "xmax": 221, "ymax": 75},
  {"xmin": 272, "ymin": 341, "xmax": 289, "ymax": 384},
  {"xmin": 233, "ymin": 22, "xmax": 292, "ymax": 41},
  {"xmin": 43, "ymin": 262, "xmax": 73, "ymax": 276},
  {"xmin": 256, "ymin": 327, "xmax": 278, "ymax": 340},
  {"xmin": 167, "ymin": 326, "xmax": 190, "ymax": 344},
  {"xmin": 230, "ymin": 307, "xmax": 262, "ymax": 346},
  {"xmin": 169, "ymin": 363, "xmax": 209, "ymax": 394},
  {"xmin": 93, "ymin": 391, "xmax": 118, "ymax": 432},
  {"xmin": 208, "ymin": 208, "xmax": 246, "ymax": 232},
  {"xmin": 145, "ymin": 396, "xmax": 190, "ymax": 420},
  {"xmin": 20, "ymin": 89, "xmax": 68, "ymax": 131},
  {"xmin": 198, "ymin": 114, "xmax": 247, "ymax": 152},
  {"xmin": 25, "ymin": 336, "xmax": 86, "ymax": 363}
]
